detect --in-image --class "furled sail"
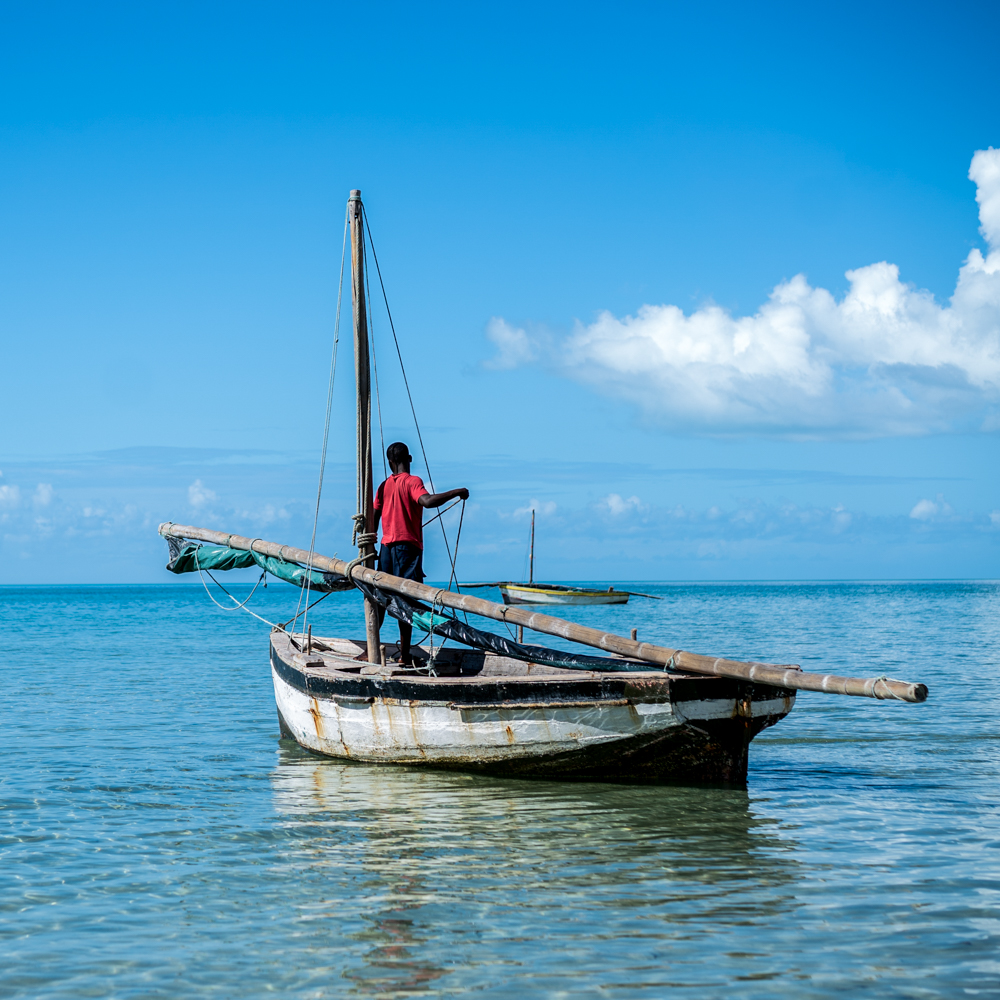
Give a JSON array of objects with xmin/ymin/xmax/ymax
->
[
  {"xmin": 165, "ymin": 537, "xmax": 352, "ymax": 592},
  {"xmin": 164, "ymin": 535, "xmax": 654, "ymax": 672}
]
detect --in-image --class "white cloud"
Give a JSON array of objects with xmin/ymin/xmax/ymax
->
[
  {"xmin": 486, "ymin": 148, "xmax": 1000, "ymax": 437},
  {"xmin": 0, "ymin": 485, "xmax": 22, "ymax": 508},
  {"xmin": 832, "ymin": 504, "xmax": 852, "ymax": 531},
  {"xmin": 600, "ymin": 493, "xmax": 644, "ymax": 516},
  {"xmin": 188, "ymin": 479, "xmax": 217, "ymax": 509},
  {"xmin": 909, "ymin": 499, "xmax": 938, "ymax": 520},
  {"xmin": 972, "ymin": 147, "xmax": 1000, "ymax": 247},
  {"xmin": 514, "ymin": 498, "xmax": 556, "ymax": 518},
  {"xmin": 483, "ymin": 317, "xmax": 536, "ymax": 370},
  {"xmin": 34, "ymin": 483, "xmax": 53, "ymax": 506},
  {"xmin": 909, "ymin": 494, "xmax": 954, "ymax": 520}
]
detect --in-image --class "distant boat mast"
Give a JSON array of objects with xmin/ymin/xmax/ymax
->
[{"xmin": 529, "ymin": 508, "xmax": 535, "ymax": 585}]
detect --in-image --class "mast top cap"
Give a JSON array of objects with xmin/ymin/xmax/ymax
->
[{"xmin": 349, "ymin": 189, "xmax": 361, "ymax": 198}]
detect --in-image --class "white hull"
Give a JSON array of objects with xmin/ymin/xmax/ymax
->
[
  {"xmin": 273, "ymin": 668, "xmax": 791, "ymax": 765},
  {"xmin": 269, "ymin": 632, "xmax": 795, "ymax": 782}
]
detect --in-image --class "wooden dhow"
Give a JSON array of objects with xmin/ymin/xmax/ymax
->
[
  {"xmin": 159, "ymin": 188, "xmax": 928, "ymax": 785},
  {"xmin": 160, "ymin": 518, "xmax": 927, "ymax": 782}
]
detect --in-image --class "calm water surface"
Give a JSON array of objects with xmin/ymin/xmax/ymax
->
[{"xmin": 2, "ymin": 582, "xmax": 999, "ymax": 998}]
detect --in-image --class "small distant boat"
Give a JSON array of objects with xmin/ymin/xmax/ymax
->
[
  {"xmin": 474, "ymin": 510, "xmax": 661, "ymax": 606},
  {"xmin": 499, "ymin": 583, "xmax": 630, "ymax": 606}
]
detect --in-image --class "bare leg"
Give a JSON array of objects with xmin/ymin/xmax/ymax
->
[{"xmin": 398, "ymin": 620, "xmax": 413, "ymax": 665}]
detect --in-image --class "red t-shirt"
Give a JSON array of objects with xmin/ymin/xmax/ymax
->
[{"xmin": 374, "ymin": 473, "xmax": 429, "ymax": 549}]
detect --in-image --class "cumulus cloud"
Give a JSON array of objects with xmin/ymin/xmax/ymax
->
[
  {"xmin": 600, "ymin": 493, "xmax": 644, "ymax": 516},
  {"xmin": 972, "ymin": 147, "xmax": 1000, "ymax": 246},
  {"xmin": 909, "ymin": 494, "xmax": 955, "ymax": 520},
  {"xmin": 0, "ymin": 485, "xmax": 22, "ymax": 508},
  {"xmin": 34, "ymin": 483, "xmax": 53, "ymax": 506},
  {"xmin": 483, "ymin": 318, "xmax": 536, "ymax": 370},
  {"xmin": 188, "ymin": 479, "xmax": 218, "ymax": 509},
  {"xmin": 486, "ymin": 148, "xmax": 1000, "ymax": 436}
]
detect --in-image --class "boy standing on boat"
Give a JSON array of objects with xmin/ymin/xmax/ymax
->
[{"xmin": 373, "ymin": 441, "xmax": 469, "ymax": 666}]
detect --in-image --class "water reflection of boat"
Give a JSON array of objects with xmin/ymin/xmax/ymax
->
[
  {"xmin": 268, "ymin": 743, "xmax": 799, "ymax": 892},
  {"xmin": 266, "ymin": 747, "xmax": 806, "ymax": 994}
]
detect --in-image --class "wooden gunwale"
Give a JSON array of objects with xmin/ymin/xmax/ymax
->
[
  {"xmin": 268, "ymin": 632, "xmax": 790, "ymax": 706},
  {"xmin": 162, "ymin": 522, "xmax": 927, "ymax": 703}
]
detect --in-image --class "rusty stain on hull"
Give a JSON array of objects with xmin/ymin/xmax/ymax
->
[{"xmin": 308, "ymin": 698, "xmax": 325, "ymax": 740}]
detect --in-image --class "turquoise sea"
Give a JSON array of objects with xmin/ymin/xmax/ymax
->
[{"xmin": 2, "ymin": 581, "xmax": 999, "ymax": 998}]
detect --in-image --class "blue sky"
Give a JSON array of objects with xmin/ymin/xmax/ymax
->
[{"xmin": 1, "ymin": 0, "xmax": 998, "ymax": 583}]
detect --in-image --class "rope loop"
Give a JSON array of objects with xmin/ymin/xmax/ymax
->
[
  {"xmin": 193, "ymin": 548, "xmax": 277, "ymax": 626},
  {"xmin": 350, "ymin": 512, "xmax": 367, "ymax": 546},
  {"xmin": 343, "ymin": 554, "xmax": 368, "ymax": 584},
  {"xmin": 868, "ymin": 674, "xmax": 905, "ymax": 700}
]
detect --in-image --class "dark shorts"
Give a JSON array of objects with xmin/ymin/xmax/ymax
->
[{"xmin": 378, "ymin": 541, "xmax": 424, "ymax": 582}]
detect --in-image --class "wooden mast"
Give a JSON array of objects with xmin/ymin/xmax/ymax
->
[
  {"xmin": 349, "ymin": 189, "xmax": 381, "ymax": 664},
  {"xmin": 529, "ymin": 509, "xmax": 535, "ymax": 585}
]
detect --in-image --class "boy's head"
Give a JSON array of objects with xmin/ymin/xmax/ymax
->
[{"xmin": 386, "ymin": 442, "xmax": 411, "ymax": 470}]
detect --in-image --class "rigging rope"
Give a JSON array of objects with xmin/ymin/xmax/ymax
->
[
  {"xmin": 192, "ymin": 544, "xmax": 333, "ymax": 645},
  {"xmin": 422, "ymin": 497, "xmax": 461, "ymax": 528},
  {"xmin": 194, "ymin": 549, "xmax": 277, "ymax": 627},
  {"xmin": 280, "ymin": 589, "xmax": 335, "ymax": 629},
  {"xmin": 447, "ymin": 499, "xmax": 466, "ymax": 594},
  {"xmin": 364, "ymin": 233, "xmax": 388, "ymax": 482},
  {"xmin": 363, "ymin": 212, "xmax": 464, "ymax": 592},
  {"xmin": 197, "ymin": 565, "xmax": 268, "ymax": 610},
  {"xmin": 299, "ymin": 205, "xmax": 349, "ymax": 639},
  {"xmin": 193, "ymin": 198, "xmax": 469, "ymax": 645}
]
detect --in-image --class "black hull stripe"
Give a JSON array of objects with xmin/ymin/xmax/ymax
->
[{"xmin": 269, "ymin": 643, "xmax": 795, "ymax": 707}]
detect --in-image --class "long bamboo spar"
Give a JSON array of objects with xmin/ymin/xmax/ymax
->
[{"xmin": 159, "ymin": 522, "xmax": 928, "ymax": 704}]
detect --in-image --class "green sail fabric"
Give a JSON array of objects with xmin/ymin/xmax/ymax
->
[
  {"xmin": 166, "ymin": 540, "xmax": 350, "ymax": 592},
  {"xmin": 168, "ymin": 543, "xmax": 257, "ymax": 573}
]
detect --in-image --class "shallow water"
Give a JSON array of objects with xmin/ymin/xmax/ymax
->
[{"xmin": 2, "ymin": 581, "xmax": 999, "ymax": 998}]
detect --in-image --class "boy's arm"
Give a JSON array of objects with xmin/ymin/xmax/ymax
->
[{"xmin": 418, "ymin": 487, "xmax": 469, "ymax": 509}]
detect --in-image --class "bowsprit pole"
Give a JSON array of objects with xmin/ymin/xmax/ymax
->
[{"xmin": 349, "ymin": 189, "xmax": 381, "ymax": 665}]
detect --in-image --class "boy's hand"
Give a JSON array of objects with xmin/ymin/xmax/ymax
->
[{"xmin": 419, "ymin": 487, "xmax": 471, "ymax": 508}]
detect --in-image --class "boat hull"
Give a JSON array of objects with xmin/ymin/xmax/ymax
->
[
  {"xmin": 499, "ymin": 584, "xmax": 630, "ymax": 606},
  {"xmin": 270, "ymin": 633, "xmax": 795, "ymax": 784}
]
